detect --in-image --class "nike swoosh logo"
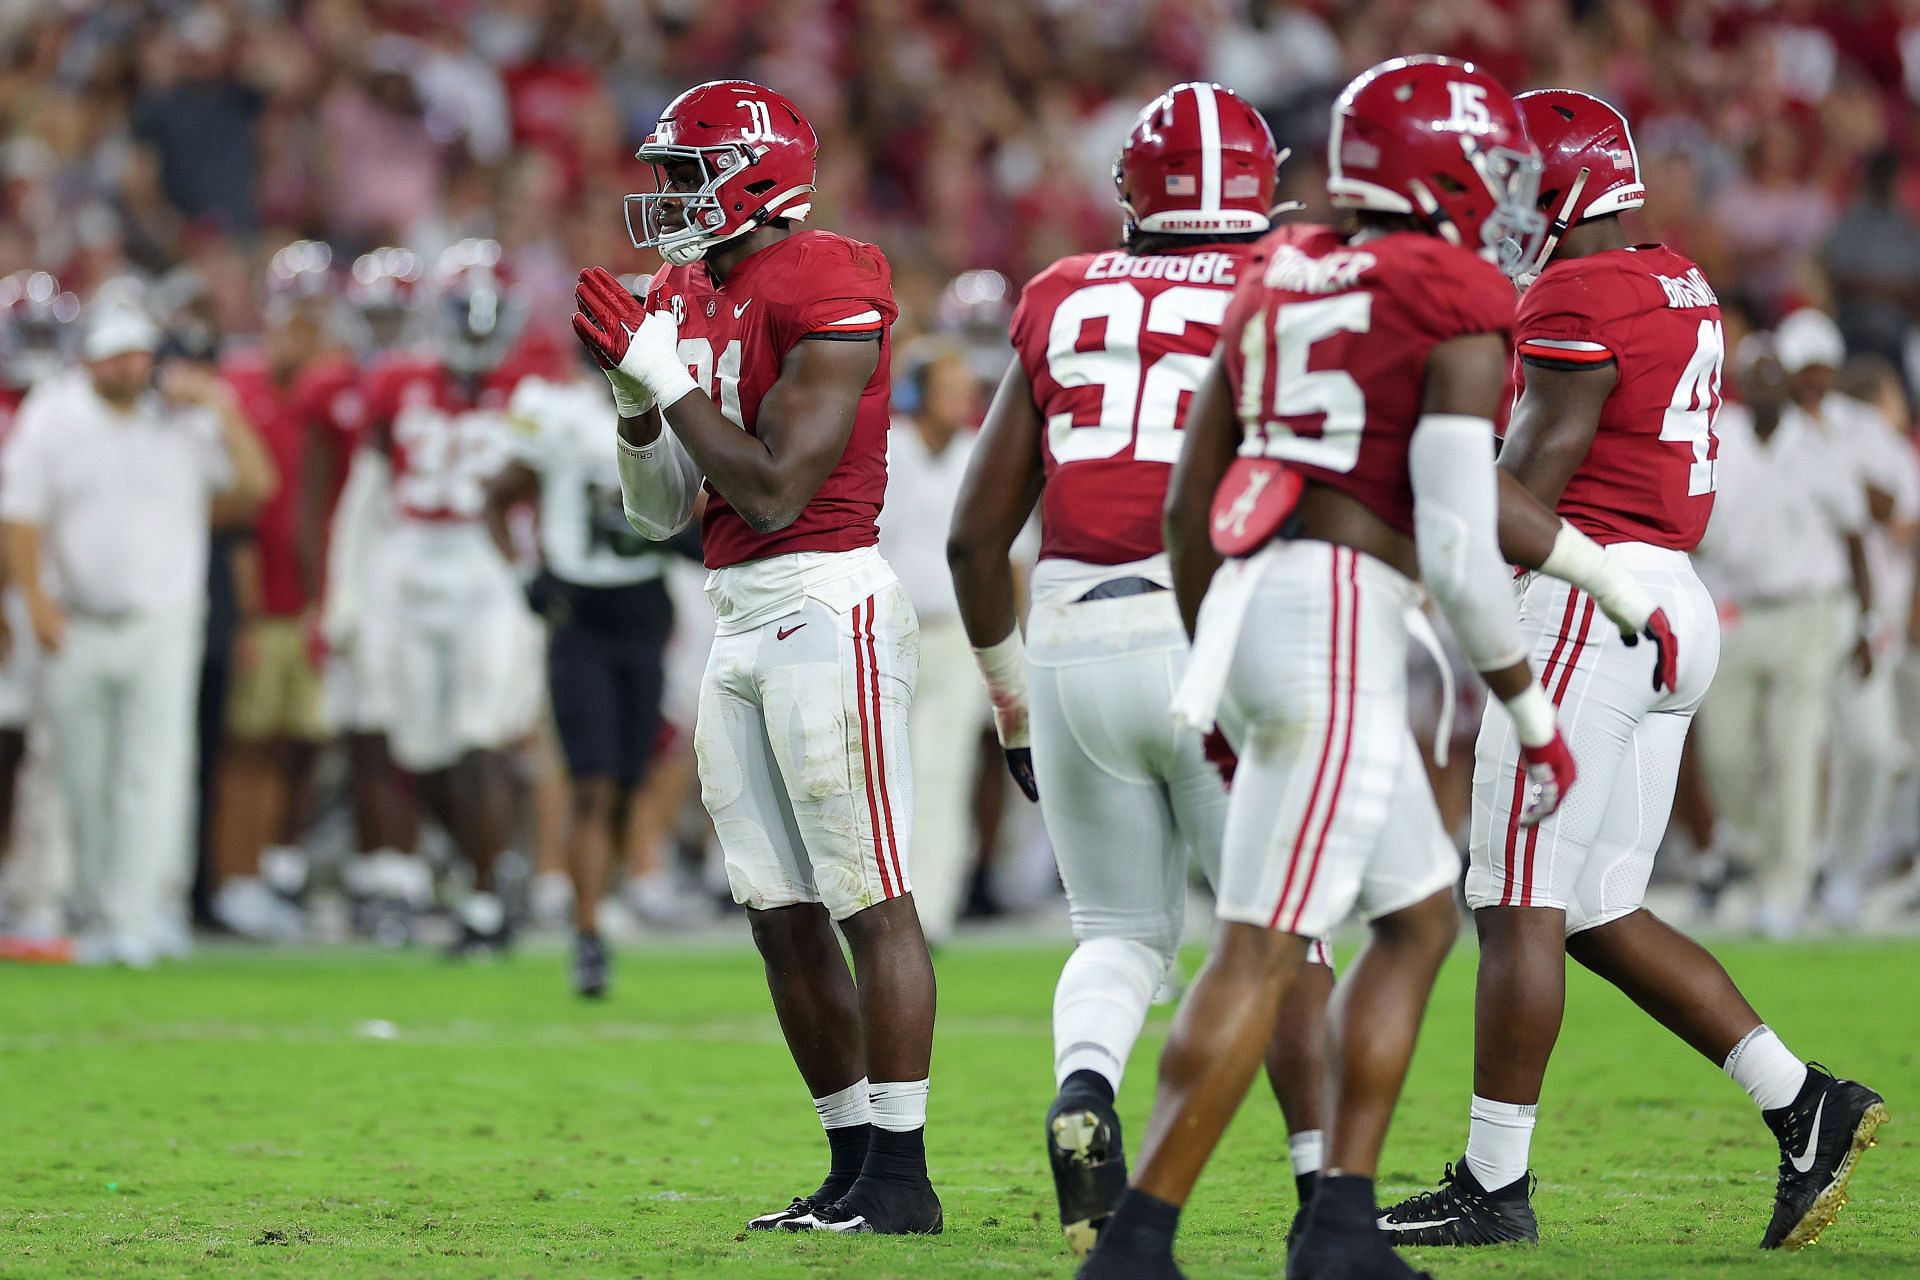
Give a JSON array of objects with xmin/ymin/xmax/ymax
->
[
  {"xmin": 1380, "ymin": 1215, "xmax": 1458, "ymax": 1231},
  {"xmin": 776, "ymin": 624, "xmax": 806, "ymax": 640},
  {"xmin": 1789, "ymin": 1095, "xmax": 1826, "ymax": 1173},
  {"xmin": 734, "ymin": 301, "xmax": 751, "ymax": 318}
]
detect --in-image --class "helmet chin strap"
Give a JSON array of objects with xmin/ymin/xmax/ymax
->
[
  {"xmin": 1406, "ymin": 179, "xmax": 1462, "ymax": 248},
  {"xmin": 1525, "ymin": 166, "xmax": 1591, "ymax": 285}
]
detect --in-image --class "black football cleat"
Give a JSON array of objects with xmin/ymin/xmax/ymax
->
[
  {"xmin": 1047, "ymin": 1085, "xmax": 1130, "ymax": 1255},
  {"xmin": 1761, "ymin": 1064, "xmax": 1888, "ymax": 1249},
  {"xmin": 746, "ymin": 1195, "xmax": 830, "ymax": 1231},
  {"xmin": 780, "ymin": 1177, "xmax": 943, "ymax": 1235},
  {"xmin": 572, "ymin": 932, "xmax": 610, "ymax": 998},
  {"xmin": 1377, "ymin": 1160, "xmax": 1538, "ymax": 1246}
]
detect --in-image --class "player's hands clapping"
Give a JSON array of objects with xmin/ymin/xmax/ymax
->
[{"xmin": 572, "ymin": 267, "xmax": 696, "ymax": 416}]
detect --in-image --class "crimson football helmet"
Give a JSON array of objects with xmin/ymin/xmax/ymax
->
[
  {"xmin": 432, "ymin": 238, "xmax": 521, "ymax": 376},
  {"xmin": 1514, "ymin": 89, "xmax": 1646, "ymax": 282},
  {"xmin": 1116, "ymin": 82, "xmax": 1280, "ymax": 243},
  {"xmin": 626, "ymin": 80, "xmax": 818, "ymax": 266},
  {"xmin": 1328, "ymin": 56, "xmax": 1545, "ymax": 278}
]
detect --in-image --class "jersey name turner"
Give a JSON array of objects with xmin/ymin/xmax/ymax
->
[{"xmin": 1220, "ymin": 224, "xmax": 1516, "ymax": 537}]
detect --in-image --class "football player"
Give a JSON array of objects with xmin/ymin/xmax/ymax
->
[
  {"xmin": 1078, "ymin": 57, "xmax": 1584, "ymax": 1280},
  {"xmin": 0, "ymin": 272, "xmax": 77, "ymax": 915},
  {"xmin": 1379, "ymin": 89, "xmax": 1887, "ymax": 1254},
  {"xmin": 311, "ymin": 247, "xmax": 428, "ymax": 935},
  {"xmin": 579, "ymin": 81, "xmax": 940, "ymax": 1235},
  {"xmin": 945, "ymin": 82, "xmax": 1338, "ymax": 1254},
  {"xmin": 208, "ymin": 241, "xmax": 344, "ymax": 941},
  {"xmin": 486, "ymin": 336, "xmax": 679, "ymax": 998},
  {"xmin": 348, "ymin": 239, "xmax": 559, "ymax": 953}
]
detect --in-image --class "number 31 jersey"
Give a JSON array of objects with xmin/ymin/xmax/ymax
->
[
  {"xmin": 1514, "ymin": 245, "xmax": 1720, "ymax": 551},
  {"xmin": 647, "ymin": 231, "xmax": 899, "ymax": 570},
  {"xmin": 1220, "ymin": 225, "xmax": 1516, "ymax": 537},
  {"xmin": 1012, "ymin": 244, "xmax": 1252, "ymax": 564}
]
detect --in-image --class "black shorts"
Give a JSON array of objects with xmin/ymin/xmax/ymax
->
[{"xmin": 545, "ymin": 577, "xmax": 674, "ymax": 789}]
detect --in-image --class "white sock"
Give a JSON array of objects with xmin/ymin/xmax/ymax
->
[
  {"xmin": 1464, "ymin": 1095, "xmax": 1537, "ymax": 1190},
  {"xmin": 1288, "ymin": 1129, "xmax": 1324, "ymax": 1177},
  {"xmin": 1052, "ymin": 937, "xmax": 1169, "ymax": 1091},
  {"xmin": 868, "ymin": 1079, "xmax": 929, "ymax": 1133},
  {"xmin": 813, "ymin": 1078, "xmax": 872, "ymax": 1130},
  {"xmin": 1723, "ymin": 1025, "xmax": 1808, "ymax": 1111}
]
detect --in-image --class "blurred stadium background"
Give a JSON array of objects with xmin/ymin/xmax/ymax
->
[{"xmin": 2, "ymin": 3, "xmax": 1919, "ymax": 1274}]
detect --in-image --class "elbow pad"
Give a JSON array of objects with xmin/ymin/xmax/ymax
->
[
  {"xmin": 1410, "ymin": 414, "xmax": 1527, "ymax": 672},
  {"xmin": 617, "ymin": 428, "xmax": 701, "ymax": 540}
]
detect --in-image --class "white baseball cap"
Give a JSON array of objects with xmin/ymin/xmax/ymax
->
[
  {"xmin": 81, "ymin": 306, "xmax": 160, "ymax": 362},
  {"xmin": 1774, "ymin": 307, "xmax": 1845, "ymax": 375}
]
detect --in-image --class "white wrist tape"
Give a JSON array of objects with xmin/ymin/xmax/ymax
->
[
  {"xmin": 971, "ymin": 628, "xmax": 1031, "ymax": 750},
  {"xmin": 1539, "ymin": 522, "xmax": 1652, "ymax": 635},
  {"xmin": 600, "ymin": 364, "xmax": 654, "ymax": 419},
  {"xmin": 617, "ymin": 313, "xmax": 699, "ymax": 410},
  {"xmin": 1503, "ymin": 683, "xmax": 1557, "ymax": 748}
]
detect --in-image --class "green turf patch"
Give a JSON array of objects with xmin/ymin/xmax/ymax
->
[{"xmin": 1, "ymin": 937, "xmax": 1913, "ymax": 1277}]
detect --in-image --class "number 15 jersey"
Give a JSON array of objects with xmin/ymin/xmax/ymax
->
[
  {"xmin": 1012, "ymin": 243, "xmax": 1253, "ymax": 565},
  {"xmin": 1514, "ymin": 245, "xmax": 1721, "ymax": 552},
  {"xmin": 1219, "ymin": 225, "xmax": 1516, "ymax": 537}
]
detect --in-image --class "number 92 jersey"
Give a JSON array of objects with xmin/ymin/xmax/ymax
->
[
  {"xmin": 646, "ymin": 230, "xmax": 899, "ymax": 570},
  {"xmin": 1012, "ymin": 244, "xmax": 1252, "ymax": 564},
  {"xmin": 1514, "ymin": 245, "xmax": 1720, "ymax": 552},
  {"xmin": 1220, "ymin": 224, "xmax": 1515, "ymax": 537}
]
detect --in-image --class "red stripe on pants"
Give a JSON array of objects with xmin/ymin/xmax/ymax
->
[
  {"xmin": 1285, "ymin": 547, "xmax": 1361, "ymax": 934},
  {"xmin": 850, "ymin": 598, "xmax": 894, "ymax": 896},
  {"xmin": 1518, "ymin": 594, "xmax": 1595, "ymax": 905},
  {"xmin": 1500, "ymin": 588, "xmax": 1581, "ymax": 906},
  {"xmin": 1269, "ymin": 548, "xmax": 1348, "ymax": 930},
  {"xmin": 861, "ymin": 599, "xmax": 905, "ymax": 892}
]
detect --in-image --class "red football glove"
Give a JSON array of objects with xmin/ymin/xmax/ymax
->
[
  {"xmin": 1518, "ymin": 731, "xmax": 1576, "ymax": 827},
  {"xmin": 1201, "ymin": 726, "xmax": 1238, "ymax": 789},
  {"xmin": 572, "ymin": 266, "xmax": 645, "ymax": 369},
  {"xmin": 1620, "ymin": 606, "xmax": 1679, "ymax": 694}
]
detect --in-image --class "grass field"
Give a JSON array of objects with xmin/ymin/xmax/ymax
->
[{"xmin": 3, "ymin": 934, "xmax": 1916, "ymax": 1279}]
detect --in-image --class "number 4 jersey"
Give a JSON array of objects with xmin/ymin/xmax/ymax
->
[
  {"xmin": 1513, "ymin": 244, "xmax": 1720, "ymax": 551},
  {"xmin": 1012, "ymin": 243, "xmax": 1252, "ymax": 564},
  {"xmin": 646, "ymin": 230, "xmax": 899, "ymax": 570}
]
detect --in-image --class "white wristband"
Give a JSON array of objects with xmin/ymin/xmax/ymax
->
[
  {"xmin": 643, "ymin": 363, "xmax": 699, "ymax": 411},
  {"xmin": 970, "ymin": 628, "xmax": 1030, "ymax": 750},
  {"xmin": 1503, "ymin": 683, "xmax": 1557, "ymax": 748}
]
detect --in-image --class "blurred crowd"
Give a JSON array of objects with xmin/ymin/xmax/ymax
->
[{"xmin": 3, "ymin": 0, "xmax": 1920, "ymax": 965}]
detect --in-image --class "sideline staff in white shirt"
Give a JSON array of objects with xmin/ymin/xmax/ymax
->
[
  {"xmin": 0, "ymin": 305, "xmax": 274, "ymax": 964},
  {"xmin": 1695, "ymin": 333, "xmax": 1871, "ymax": 937}
]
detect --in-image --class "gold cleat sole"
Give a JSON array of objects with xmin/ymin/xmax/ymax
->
[{"xmin": 1780, "ymin": 1101, "xmax": 1889, "ymax": 1249}]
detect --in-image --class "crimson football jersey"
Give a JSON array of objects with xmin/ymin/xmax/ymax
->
[
  {"xmin": 223, "ymin": 350, "xmax": 314, "ymax": 615},
  {"xmin": 1514, "ymin": 245, "xmax": 1721, "ymax": 551},
  {"xmin": 1012, "ymin": 243, "xmax": 1251, "ymax": 564},
  {"xmin": 1220, "ymin": 225, "xmax": 1515, "ymax": 537},
  {"xmin": 646, "ymin": 230, "xmax": 898, "ymax": 570},
  {"xmin": 365, "ymin": 339, "xmax": 564, "ymax": 522}
]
